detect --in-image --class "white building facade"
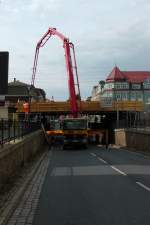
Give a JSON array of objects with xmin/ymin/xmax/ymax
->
[{"xmin": 91, "ymin": 67, "xmax": 150, "ymax": 103}]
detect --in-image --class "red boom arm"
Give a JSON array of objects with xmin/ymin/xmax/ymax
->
[{"xmin": 31, "ymin": 28, "xmax": 80, "ymax": 117}]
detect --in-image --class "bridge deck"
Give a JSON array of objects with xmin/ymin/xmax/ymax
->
[{"xmin": 16, "ymin": 101, "xmax": 143, "ymax": 113}]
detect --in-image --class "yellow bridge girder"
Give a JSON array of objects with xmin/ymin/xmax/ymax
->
[
  {"xmin": 16, "ymin": 100, "xmax": 143, "ymax": 113},
  {"xmin": 108, "ymin": 101, "xmax": 143, "ymax": 112}
]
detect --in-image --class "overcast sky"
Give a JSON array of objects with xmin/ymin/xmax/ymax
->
[{"xmin": 0, "ymin": 0, "xmax": 150, "ymax": 100}]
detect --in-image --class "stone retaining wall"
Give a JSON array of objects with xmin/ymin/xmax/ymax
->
[
  {"xmin": 0, "ymin": 130, "xmax": 46, "ymax": 189},
  {"xmin": 115, "ymin": 128, "xmax": 150, "ymax": 151}
]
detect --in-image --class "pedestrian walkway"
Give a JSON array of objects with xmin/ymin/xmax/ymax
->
[{"xmin": 5, "ymin": 151, "xmax": 50, "ymax": 225}]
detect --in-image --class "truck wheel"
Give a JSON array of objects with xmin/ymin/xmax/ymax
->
[
  {"xmin": 83, "ymin": 144, "xmax": 87, "ymax": 149},
  {"xmin": 63, "ymin": 145, "xmax": 67, "ymax": 150}
]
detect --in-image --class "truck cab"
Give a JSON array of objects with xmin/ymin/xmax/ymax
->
[{"xmin": 62, "ymin": 118, "xmax": 88, "ymax": 149}]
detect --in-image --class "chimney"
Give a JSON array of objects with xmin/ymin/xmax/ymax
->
[{"xmin": 14, "ymin": 78, "xmax": 16, "ymax": 83}]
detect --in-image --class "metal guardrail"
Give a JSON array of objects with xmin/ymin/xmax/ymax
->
[{"xmin": 0, "ymin": 119, "xmax": 41, "ymax": 148}]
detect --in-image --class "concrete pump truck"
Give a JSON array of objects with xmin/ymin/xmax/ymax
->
[{"xmin": 31, "ymin": 27, "xmax": 88, "ymax": 149}]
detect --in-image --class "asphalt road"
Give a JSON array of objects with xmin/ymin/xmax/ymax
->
[{"xmin": 33, "ymin": 146, "xmax": 150, "ymax": 225}]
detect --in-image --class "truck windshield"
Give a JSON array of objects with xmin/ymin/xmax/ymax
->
[{"xmin": 63, "ymin": 120, "xmax": 87, "ymax": 130}]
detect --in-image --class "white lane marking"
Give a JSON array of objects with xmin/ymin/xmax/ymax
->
[
  {"xmin": 136, "ymin": 182, "xmax": 150, "ymax": 192},
  {"xmin": 97, "ymin": 157, "xmax": 108, "ymax": 164},
  {"xmin": 110, "ymin": 166, "xmax": 127, "ymax": 176},
  {"xmin": 90, "ymin": 152, "xmax": 97, "ymax": 157}
]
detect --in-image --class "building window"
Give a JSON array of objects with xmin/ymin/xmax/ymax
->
[
  {"xmin": 115, "ymin": 83, "xmax": 121, "ymax": 89},
  {"xmin": 102, "ymin": 92, "xmax": 112, "ymax": 97},
  {"xmin": 104, "ymin": 83, "xmax": 114, "ymax": 90},
  {"xmin": 114, "ymin": 82, "xmax": 129, "ymax": 89},
  {"xmin": 132, "ymin": 84, "xmax": 141, "ymax": 89},
  {"xmin": 144, "ymin": 91, "xmax": 150, "ymax": 102},
  {"xmin": 137, "ymin": 93, "xmax": 142, "ymax": 101},
  {"xmin": 144, "ymin": 83, "xmax": 150, "ymax": 89},
  {"xmin": 121, "ymin": 92, "xmax": 128, "ymax": 100},
  {"xmin": 130, "ymin": 91, "xmax": 142, "ymax": 101},
  {"xmin": 143, "ymin": 77, "xmax": 150, "ymax": 89},
  {"xmin": 115, "ymin": 92, "xmax": 122, "ymax": 100},
  {"xmin": 130, "ymin": 92, "xmax": 136, "ymax": 101},
  {"xmin": 122, "ymin": 83, "xmax": 129, "ymax": 89}
]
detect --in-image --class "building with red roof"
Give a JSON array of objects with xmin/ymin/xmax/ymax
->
[
  {"xmin": 91, "ymin": 66, "xmax": 150, "ymax": 103},
  {"xmin": 106, "ymin": 66, "xmax": 150, "ymax": 83}
]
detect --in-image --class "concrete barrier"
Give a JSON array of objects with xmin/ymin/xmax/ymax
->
[
  {"xmin": 115, "ymin": 128, "xmax": 150, "ymax": 152},
  {"xmin": 0, "ymin": 130, "xmax": 46, "ymax": 190}
]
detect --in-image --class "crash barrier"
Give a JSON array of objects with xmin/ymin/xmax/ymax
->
[
  {"xmin": 0, "ymin": 130, "xmax": 46, "ymax": 190},
  {"xmin": 0, "ymin": 119, "xmax": 41, "ymax": 147},
  {"xmin": 115, "ymin": 128, "xmax": 150, "ymax": 152}
]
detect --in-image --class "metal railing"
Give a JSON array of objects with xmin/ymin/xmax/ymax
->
[
  {"xmin": 0, "ymin": 119, "xmax": 41, "ymax": 148},
  {"xmin": 116, "ymin": 119, "xmax": 150, "ymax": 131},
  {"xmin": 130, "ymin": 119, "xmax": 150, "ymax": 132}
]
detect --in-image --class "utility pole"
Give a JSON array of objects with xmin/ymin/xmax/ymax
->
[
  {"xmin": 116, "ymin": 99, "xmax": 119, "ymax": 129},
  {"xmin": 117, "ymin": 107, "xmax": 119, "ymax": 128}
]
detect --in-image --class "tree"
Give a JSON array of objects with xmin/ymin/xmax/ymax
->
[{"xmin": 99, "ymin": 80, "xmax": 105, "ymax": 92}]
